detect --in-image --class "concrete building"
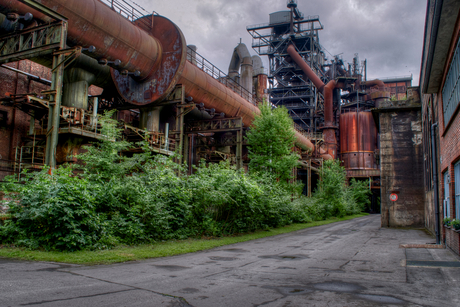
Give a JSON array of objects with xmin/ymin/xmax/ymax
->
[{"xmin": 420, "ymin": 0, "xmax": 460, "ymax": 255}]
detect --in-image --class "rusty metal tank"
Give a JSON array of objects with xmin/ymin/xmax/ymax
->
[{"xmin": 339, "ymin": 111, "xmax": 378, "ymax": 170}]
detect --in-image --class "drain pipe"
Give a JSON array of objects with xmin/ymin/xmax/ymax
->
[
  {"xmin": 431, "ymin": 122, "xmax": 440, "ymax": 244},
  {"xmin": 1, "ymin": 64, "xmax": 51, "ymax": 85}
]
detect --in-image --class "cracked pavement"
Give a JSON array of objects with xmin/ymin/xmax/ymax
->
[{"xmin": 1, "ymin": 215, "xmax": 459, "ymax": 306}]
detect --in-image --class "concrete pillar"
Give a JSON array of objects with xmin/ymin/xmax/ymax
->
[{"xmin": 140, "ymin": 106, "xmax": 163, "ymax": 132}]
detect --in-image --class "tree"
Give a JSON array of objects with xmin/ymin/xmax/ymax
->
[{"xmin": 245, "ymin": 101, "xmax": 299, "ymax": 182}]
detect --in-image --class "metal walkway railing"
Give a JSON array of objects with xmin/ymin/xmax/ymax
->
[{"xmin": 100, "ymin": 0, "xmax": 157, "ymax": 29}]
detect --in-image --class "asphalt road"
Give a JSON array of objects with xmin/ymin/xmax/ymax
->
[{"xmin": 1, "ymin": 214, "xmax": 459, "ymax": 306}]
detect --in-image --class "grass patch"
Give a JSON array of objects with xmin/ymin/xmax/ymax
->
[{"xmin": 0, "ymin": 213, "xmax": 368, "ymax": 265}]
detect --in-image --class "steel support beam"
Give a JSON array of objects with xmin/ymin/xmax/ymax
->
[{"xmin": 44, "ymin": 23, "xmax": 67, "ymax": 168}]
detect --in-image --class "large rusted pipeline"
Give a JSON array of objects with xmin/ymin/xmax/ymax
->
[
  {"xmin": 0, "ymin": 0, "xmax": 162, "ymax": 80},
  {"xmin": 287, "ymin": 44, "xmax": 325, "ymax": 93},
  {"xmin": 178, "ymin": 60, "xmax": 315, "ymax": 152},
  {"xmin": 0, "ymin": 1, "xmax": 316, "ymax": 151},
  {"xmin": 0, "ymin": 1, "xmax": 187, "ymax": 105},
  {"xmin": 179, "ymin": 61, "xmax": 259, "ymax": 127}
]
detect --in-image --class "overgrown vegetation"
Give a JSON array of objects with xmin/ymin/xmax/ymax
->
[
  {"xmin": 0, "ymin": 110, "xmax": 372, "ymax": 252},
  {"xmin": 246, "ymin": 102, "xmax": 299, "ymax": 183}
]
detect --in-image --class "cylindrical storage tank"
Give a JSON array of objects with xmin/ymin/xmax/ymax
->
[{"xmin": 339, "ymin": 111, "xmax": 378, "ymax": 170}]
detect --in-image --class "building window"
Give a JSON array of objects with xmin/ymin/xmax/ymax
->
[
  {"xmin": 455, "ymin": 161, "xmax": 460, "ymax": 220},
  {"xmin": 442, "ymin": 38, "xmax": 460, "ymax": 127},
  {"xmin": 444, "ymin": 171, "xmax": 450, "ymax": 218}
]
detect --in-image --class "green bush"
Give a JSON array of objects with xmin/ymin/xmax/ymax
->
[
  {"xmin": 0, "ymin": 166, "xmax": 111, "ymax": 251},
  {"xmin": 348, "ymin": 178, "xmax": 372, "ymax": 213},
  {"xmin": 313, "ymin": 160, "xmax": 369, "ymax": 218},
  {"xmin": 0, "ymin": 111, "xmax": 368, "ymax": 251}
]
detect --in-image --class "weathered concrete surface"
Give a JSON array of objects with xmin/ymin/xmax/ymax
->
[
  {"xmin": 1, "ymin": 215, "xmax": 459, "ymax": 306},
  {"xmin": 376, "ymin": 91, "xmax": 425, "ymax": 228}
]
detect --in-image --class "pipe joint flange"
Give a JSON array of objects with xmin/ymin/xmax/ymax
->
[
  {"xmin": 111, "ymin": 15, "xmax": 187, "ymax": 107},
  {"xmin": 318, "ymin": 124, "xmax": 339, "ymax": 130}
]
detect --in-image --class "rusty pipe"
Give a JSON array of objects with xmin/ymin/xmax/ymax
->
[
  {"xmin": 287, "ymin": 44, "xmax": 337, "ymax": 158},
  {"xmin": 287, "ymin": 43, "xmax": 335, "ymax": 128},
  {"xmin": 179, "ymin": 61, "xmax": 314, "ymax": 152},
  {"xmin": 293, "ymin": 130, "xmax": 315, "ymax": 152},
  {"xmin": 0, "ymin": 0, "xmax": 162, "ymax": 80},
  {"xmin": 287, "ymin": 44, "xmax": 325, "ymax": 92},
  {"xmin": 323, "ymin": 79, "xmax": 338, "ymax": 158},
  {"xmin": 1, "ymin": 1, "xmax": 317, "ymax": 153},
  {"xmin": 324, "ymin": 79, "xmax": 336, "ymax": 125},
  {"xmin": 179, "ymin": 60, "xmax": 258, "ymax": 127},
  {"xmin": 363, "ymin": 79, "xmax": 384, "ymax": 89}
]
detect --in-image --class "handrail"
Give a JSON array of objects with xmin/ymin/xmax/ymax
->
[
  {"xmin": 100, "ymin": 0, "xmax": 158, "ymax": 29},
  {"xmin": 247, "ymin": 15, "xmax": 320, "ymax": 30},
  {"xmin": 187, "ymin": 47, "xmax": 255, "ymax": 105}
]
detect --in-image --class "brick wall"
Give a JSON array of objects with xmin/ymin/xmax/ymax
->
[
  {"xmin": 434, "ymin": 18, "xmax": 460, "ymax": 252},
  {"xmin": 445, "ymin": 227, "xmax": 460, "ymax": 256},
  {"xmin": 0, "ymin": 60, "xmax": 50, "ymax": 180}
]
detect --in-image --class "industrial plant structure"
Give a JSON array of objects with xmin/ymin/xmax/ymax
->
[
  {"xmin": 247, "ymin": 1, "xmax": 388, "ymax": 205},
  {"xmin": 0, "ymin": 0, "xmax": 395, "ymax": 209}
]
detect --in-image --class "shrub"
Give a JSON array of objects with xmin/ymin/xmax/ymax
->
[
  {"xmin": 0, "ymin": 167, "xmax": 111, "ymax": 251},
  {"xmin": 1, "ymin": 110, "xmax": 366, "ymax": 251},
  {"xmin": 443, "ymin": 217, "xmax": 451, "ymax": 226},
  {"xmin": 451, "ymin": 219, "xmax": 460, "ymax": 230}
]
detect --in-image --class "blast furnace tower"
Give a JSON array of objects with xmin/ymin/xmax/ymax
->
[{"xmin": 247, "ymin": 0, "xmax": 329, "ymax": 135}]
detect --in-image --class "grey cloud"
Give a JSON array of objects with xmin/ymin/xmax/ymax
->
[{"xmin": 137, "ymin": 0, "xmax": 426, "ymax": 84}]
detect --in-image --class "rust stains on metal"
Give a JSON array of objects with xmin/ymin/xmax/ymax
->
[
  {"xmin": 286, "ymin": 44, "xmax": 324, "ymax": 92},
  {"xmin": 0, "ymin": 0, "xmax": 162, "ymax": 79},
  {"xmin": 111, "ymin": 15, "xmax": 187, "ymax": 106},
  {"xmin": 178, "ymin": 61, "xmax": 259, "ymax": 128},
  {"xmin": 339, "ymin": 112, "xmax": 378, "ymax": 170},
  {"xmin": 287, "ymin": 44, "xmax": 337, "ymax": 158},
  {"xmin": 255, "ymin": 74, "xmax": 268, "ymax": 103}
]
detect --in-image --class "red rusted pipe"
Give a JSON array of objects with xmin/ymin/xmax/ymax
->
[
  {"xmin": 363, "ymin": 79, "xmax": 384, "ymax": 89},
  {"xmin": 287, "ymin": 44, "xmax": 337, "ymax": 158},
  {"xmin": 178, "ymin": 61, "xmax": 259, "ymax": 127},
  {"xmin": 178, "ymin": 61, "xmax": 315, "ymax": 152},
  {"xmin": 287, "ymin": 44, "xmax": 325, "ymax": 92},
  {"xmin": 255, "ymin": 74, "xmax": 268, "ymax": 103},
  {"xmin": 323, "ymin": 80, "xmax": 336, "ymax": 125},
  {"xmin": 293, "ymin": 130, "xmax": 315, "ymax": 152},
  {"xmin": 1, "ymin": 1, "xmax": 317, "ymax": 152},
  {"xmin": 0, "ymin": 0, "xmax": 162, "ymax": 80}
]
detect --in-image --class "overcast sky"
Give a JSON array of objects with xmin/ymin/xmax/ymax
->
[{"xmin": 135, "ymin": 0, "xmax": 427, "ymax": 86}]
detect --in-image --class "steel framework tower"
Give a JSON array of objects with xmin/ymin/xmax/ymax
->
[{"xmin": 247, "ymin": 0, "xmax": 329, "ymax": 134}]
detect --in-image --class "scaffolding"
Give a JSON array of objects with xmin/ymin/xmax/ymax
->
[{"xmin": 247, "ymin": 5, "xmax": 328, "ymax": 134}]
